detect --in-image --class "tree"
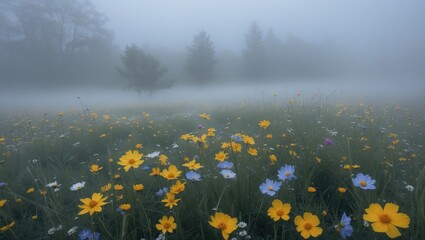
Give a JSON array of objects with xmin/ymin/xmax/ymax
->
[
  {"xmin": 242, "ymin": 22, "xmax": 267, "ymax": 79},
  {"xmin": 185, "ymin": 31, "xmax": 215, "ymax": 84},
  {"xmin": 118, "ymin": 44, "xmax": 173, "ymax": 95}
]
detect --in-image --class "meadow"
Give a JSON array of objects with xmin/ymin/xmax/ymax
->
[{"xmin": 0, "ymin": 92, "xmax": 424, "ymax": 240}]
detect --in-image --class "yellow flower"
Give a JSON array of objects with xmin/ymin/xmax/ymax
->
[
  {"xmin": 99, "ymin": 133, "xmax": 107, "ymax": 138},
  {"xmin": 307, "ymin": 187, "xmax": 316, "ymax": 193},
  {"xmin": 338, "ymin": 187, "xmax": 347, "ymax": 193},
  {"xmin": 149, "ymin": 167, "xmax": 161, "ymax": 176},
  {"xmin": 247, "ymin": 147, "xmax": 258, "ymax": 156},
  {"xmin": 0, "ymin": 221, "xmax": 15, "ymax": 232},
  {"xmin": 160, "ymin": 165, "xmax": 182, "ymax": 180},
  {"xmin": 199, "ymin": 113, "xmax": 211, "ymax": 120},
  {"xmin": 119, "ymin": 204, "xmax": 131, "ymax": 211},
  {"xmin": 114, "ymin": 184, "xmax": 124, "ymax": 190},
  {"xmin": 161, "ymin": 193, "xmax": 181, "ymax": 209},
  {"xmin": 170, "ymin": 180, "xmax": 186, "ymax": 194},
  {"xmin": 181, "ymin": 133, "xmax": 193, "ymax": 141},
  {"xmin": 0, "ymin": 199, "xmax": 7, "ymax": 208},
  {"xmin": 209, "ymin": 212, "xmax": 238, "ymax": 240},
  {"xmin": 258, "ymin": 120, "xmax": 271, "ymax": 129},
  {"xmin": 78, "ymin": 193, "xmax": 108, "ymax": 216},
  {"xmin": 363, "ymin": 203, "xmax": 410, "ymax": 238},
  {"xmin": 117, "ymin": 150, "xmax": 144, "ymax": 172},
  {"xmin": 207, "ymin": 128, "xmax": 216, "ymax": 137},
  {"xmin": 156, "ymin": 216, "xmax": 177, "ymax": 234},
  {"xmin": 90, "ymin": 164, "xmax": 103, "ymax": 173},
  {"xmin": 343, "ymin": 164, "xmax": 351, "ymax": 170},
  {"xmin": 294, "ymin": 212, "xmax": 323, "ymax": 239},
  {"xmin": 182, "ymin": 159, "xmax": 203, "ymax": 170},
  {"xmin": 31, "ymin": 215, "xmax": 38, "ymax": 220},
  {"xmin": 266, "ymin": 134, "xmax": 273, "ymax": 139},
  {"xmin": 269, "ymin": 154, "xmax": 277, "ymax": 164},
  {"xmin": 133, "ymin": 184, "xmax": 144, "ymax": 191},
  {"xmin": 221, "ymin": 142, "xmax": 230, "ymax": 149},
  {"xmin": 267, "ymin": 199, "xmax": 291, "ymax": 221},
  {"xmin": 26, "ymin": 187, "xmax": 35, "ymax": 193},
  {"xmin": 135, "ymin": 143, "xmax": 143, "ymax": 149},
  {"xmin": 159, "ymin": 154, "xmax": 168, "ymax": 165},
  {"xmin": 215, "ymin": 151, "xmax": 228, "ymax": 162},
  {"xmin": 242, "ymin": 135, "xmax": 255, "ymax": 145},
  {"xmin": 101, "ymin": 183, "xmax": 112, "ymax": 192},
  {"xmin": 351, "ymin": 164, "xmax": 360, "ymax": 169}
]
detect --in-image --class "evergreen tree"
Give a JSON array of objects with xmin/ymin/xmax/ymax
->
[
  {"xmin": 242, "ymin": 22, "xmax": 267, "ymax": 79},
  {"xmin": 186, "ymin": 31, "xmax": 215, "ymax": 84}
]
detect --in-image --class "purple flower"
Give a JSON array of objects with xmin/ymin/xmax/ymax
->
[
  {"xmin": 156, "ymin": 187, "xmax": 168, "ymax": 196},
  {"xmin": 186, "ymin": 171, "xmax": 201, "ymax": 181},
  {"xmin": 324, "ymin": 138, "xmax": 333, "ymax": 145},
  {"xmin": 79, "ymin": 229, "xmax": 100, "ymax": 240},
  {"xmin": 198, "ymin": 124, "xmax": 204, "ymax": 129},
  {"xmin": 277, "ymin": 165, "xmax": 296, "ymax": 181},
  {"xmin": 259, "ymin": 179, "xmax": 281, "ymax": 196},
  {"xmin": 340, "ymin": 212, "xmax": 353, "ymax": 239},
  {"xmin": 352, "ymin": 173, "xmax": 376, "ymax": 190},
  {"xmin": 217, "ymin": 161, "xmax": 234, "ymax": 169}
]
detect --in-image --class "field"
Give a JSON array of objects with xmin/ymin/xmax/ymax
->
[{"xmin": 0, "ymin": 92, "xmax": 424, "ymax": 240}]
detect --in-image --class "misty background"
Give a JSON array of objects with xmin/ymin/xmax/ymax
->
[{"xmin": 0, "ymin": 0, "xmax": 424, "ymax": 109}]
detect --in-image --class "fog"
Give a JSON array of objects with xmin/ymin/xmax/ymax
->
[{"xmin": 1, "ymin": 0, "xmax": 424, "ymax": 110}]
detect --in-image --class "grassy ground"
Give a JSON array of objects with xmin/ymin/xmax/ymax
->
[{"xmin": 0, "ymin": 94, "xmax": 424, "ymax": 239}]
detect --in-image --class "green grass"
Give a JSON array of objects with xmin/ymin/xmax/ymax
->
[{"xmin": 0, "ymin": 95, "xmax": 424, "ymax": 239}]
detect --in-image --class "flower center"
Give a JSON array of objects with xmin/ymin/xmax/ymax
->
[
  {"xmin": 285, "ymin": 171, "xmax": 291, "ymax": 177},
  {"xmin": 163, "ymin": 222, "xmax": 171, "ymax": 229},
  {"xmin": 277, "ymin": 210, "xmax": 284, "ymax": 216},
  {"xmin": 128, "ymin": 159, "xmax": 135, "ymax": 164},
  {"xmin": 89, "ymin": 200, "xmax": 98, "ymax": 208},
  {"xmin": 268, "ymin": 186, "xmax": 274, "ymax": 190},
  {"xmin": 218, "ymin": 222, "xmax": 227, "ymax": 230},
  {"xmin": 168, "ymin": 173, "xmax": 175, "ymax": 178},
  {"xmin": 360, "ymin": 180, "xmax": 367, "ymax": 187},
  {"xmin": 379, "ymin": 214, "xmax": 392, "ymax": 224},
  {"xmin": 304, "ymin": 223, "xmax": 312, "ymax": 230}
]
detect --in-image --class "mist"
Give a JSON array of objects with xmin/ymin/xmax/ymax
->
[{"xmin": 0, "ymin": 0, "xmax": 424, "ymax": 109}]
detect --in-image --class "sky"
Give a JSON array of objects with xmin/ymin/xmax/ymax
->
[{"xmin": 93, "ymin": 0, "xmax": 425, "ymax": 54}]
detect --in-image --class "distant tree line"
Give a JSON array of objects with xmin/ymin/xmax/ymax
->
[{"xmin": 0, "ymin": 1, "xmax": 343, "ymax": 93}]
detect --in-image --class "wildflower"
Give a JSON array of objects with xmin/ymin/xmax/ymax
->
[
  {"xmin": 114, "ymin": 184, "xmax": 124, "ymax": 190},
  {"xmin": 78, "ymin": 193, "xmax": 108, "ymax": 216},
  {"xmin": 324, "ymin": 138, "xmax": 333, "ymax": 145},
  {"xmin": 337, "ymin": 212, "xmax": 353, "ymax": 239},
  {"xmin": 207, "ymin": 128, "xmax": 216, "ymax": 137},
  {"xmin": 117, "ymin": 150, "xmax": 144, "ymax": 172},
  {"xmin": 269, "ymin": 154, "xmax": 277, "ymax": 164},
  {"xmin": 352, "ymin": 173, "xmax": 376, "ymax": 190},
  {"xmin": 27, "ymin": 187, "xmax": 35, "ymax": 193},
  {"xmin": 266, "ymin": 134, "xmax": 273, "ymax": 139},
  {"xmin": 231, "ymin": 134, "xmax": 243, "ymax": 143},
  {"xmin": 170, "ymin": 180, "xmax": 186, "ymax": 194},
  {"xmin": 363, "ymin": 203, "xmax": 410, "ymax": 238},
  {"xmin": 46, "ymin": 181, "xmax": 61, "ymax": 188},
  {"xmin": 215, "ymin": 151, "xmax": 228, "ymax": 162},
  {"xmin": 78, "ymin": 229, "xmax": 100, "ymax": 240},
  {"xmin": 133, "ymin": 184, "xmax": 144, "ymax": 191},
  {"xmin": 135, "ymin": 143, "xmax": 143, "ymax": 149},
  {"xmin": 343, "ymin": 164, "xmax": 351, "ymax": 170},
  {"xmin": 238, "ymin": 222, "xmax": 247, "ymax": 228},
  {"xmin": 199, "ymin": 113, "xmax": 211, "ymax": 119},
  {"xmin": 67, "ymin": 226, "xmax": 78, "ymax": 236},
  {"xmin": 32, "ymin": 215, "xmax": 37, "ymax": 220},
  {"xmin": 217, "ymin": 161, "xmax": 234, "ymax": 169},
  {"xmin": 70, "ymin": 181, "xmax": 86, "ymax": 191},
  {"xmin": 156, "ymin": 187, "xmax": 168, "ymax": 196},
  {"xmin": 307, "ymin": 187, "xmax": 317, "ymax": 193},
  {"xmin": 186, "ymin": 171, "xmax": 201, "ymax": 181},
  {"xmin": 294, "ymin": 212, "xmax": 323, "ymax": 239},
  {"xmin": 267, "ymin": 199, "xmax": 291, "ymax": 221},
  {"xmin": 182, "ymin": 159, "xmax": 203, "ymax": 170},
  {"xmin": 0, "ymin": 199, "xmax": 7, "ymax": 208},
  {"xmin": 48, "ymin": 225, "xmax": 63, "ymax": 235},
  {"xmin": 161, "ymin": 193, "xmax": 181, "ymax": 209},
  {"xmin": 150, "ymin": 167, "xmax": 161, "ymax": 176},
  {"xmin": 258, "ymin": 120, "xmax": 271, "ymax": 129},
  {"xmin": 405, "ymin": 185, "xmax": 414, "ymax": 192},
  {"xmin": 101, "ymin": 183, "xmax": 112, "ymax": 192},
  {"xmin": 156, "ymin": 216, "xmax": 177, "ymax": 234},
  {"xmin": 220, "ymin": 169, "xmax": 236, "ymax": 179},
  {"xmin": 277, "ymin": 165, "xmax": 296, "ymax": 181},
  {"xmin": 99, "ymin": 134, "xmax": 107, "ymax": 138},
  {"xmin": 259, "ymin": 179, "xmax": 281, "ymax": 196},
  {"xmin": 221, "ymin": 142, "xmax": 231, "ymax": 149},
  {"xmin": 231, "ymin": 142, "xmax": 242, "ymax": 152},
  {"xmin": 338, "ymin": 187, "xmax": 347, "ymax": 193},
  {"xmin": 239, "ymin": 230, "xmax": 247, "ymax": 236},
  {"xmin": 0, "ymin": 221, "xmax": 15, "ymax": 232},
  {"xmin": 90, "ymin": 164, "xmax": 103, "ymax": 173},
  {"xmin": 160, "ymin": 165, "xmax": 182, "ymax": 180},
  {"xmin": 209, "ymin": 212, "xmax": 238, "ymax": 240},
  {"xmin": 147, "ymin": 151, "xmax": 160, "ymax": 158},
  {"xmin": 242, "ymin": 135, "xmax": 255, "ymax": 145},
  {"xmin": 0, "ymin": 182, "xmax": 6, "ymax": 187},
  {"xmin": 119, "ymin": 204, "xmax": 131, "ymax": 211},
  {"xmin": 247, "ymin": 148, "xmax": 258, "ymax": 156},
  {"xmin": 159, "ymin": 155, "xmax": 168, "ymax": 165}
]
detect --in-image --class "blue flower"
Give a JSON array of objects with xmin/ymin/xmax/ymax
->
[
  {"xmin": 156, "ymin": 187, "xmax": 168, "ymax": 196},
  {"xmin": 116, "ymin": 207, "xmax": 125, "ymax": 216},
  {"xmin": 340, "ymin": 212, "xmax": 353, "ymax": 239},
  {"xmin": 79, "ymin": 229, "xmax": 100, "ymax": 240},
  {"xmin": 220, "ymin": 169, "xmax": 236, "ymax": 179},
  {"xmin": 0, "ymin": 182, "xmax": 6, "ymax": 187},
  {"xmin": 186, "ymin": 171, "xmax": 201, "ymax": 181},
  {"xmin": 352, "ymin": 173, "xmax": 376, "ymax": 190},
  {"xmin": 259, "ymin": 179, "xmax": 281, "ymax": 196},
  {"xmin": 277, "ymin": 165, "xmax": 296, "ymax": 181},
  {"xmin": 231, "ymin": 135, "xmax": 243, "ymax": 143},
  {"xmin": 217, "ymin": 161, "xmax": 234, "ymax": 169}
]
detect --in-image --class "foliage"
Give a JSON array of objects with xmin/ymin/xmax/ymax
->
[
  {"xmin": 118, "ymin": 44, "xmax": 173, "ymax": 95},
  {"xmin": 185, "ymin": 31, "xmax": 216, "ymax": 84}
]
